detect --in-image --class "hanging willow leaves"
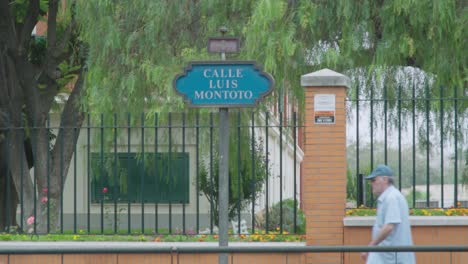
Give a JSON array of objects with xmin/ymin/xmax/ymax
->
[
  {"xmin": 77, "ymin": 0, "xmax": 465, "ymax": 115},
  {"xmin": 76, "ymin": 0, "xmax": 467, "ymax": 185}
]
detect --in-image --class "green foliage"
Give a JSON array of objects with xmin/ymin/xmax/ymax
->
[
  {"xmin": 405, "ymin": 191, "xmax": 427, "ymax": 206},
  {"xmin": 56, "ymin": 62, "xmax": 81, "ymax": 90},
  {"xmin": 11, "ymin": 0, "xmax": 48, "ymax": 23},
  {"xmin": 76, "ymin": 0, "xmax": 307, "ymax": 115},
  {"xmin": 346, "ymin": 167, "xmax": 356, "ymax": 201},
  {"xmin": 75, "ymin": 0, "xmax": 466, "ymax": 124},
  {"xmin": 462, "ymin": 149, "xmax": 468, "ymax": 188},
  {"xmin": 257, "ymin": 199, "xmax": 306, "ymax": 234},
  {"xmin": 29, "ymin": 36, "xmax": 47, "ymax": 65},
  {"xmin": 346, "ymin": 165, "xmax": 374, "ymax": 207}
]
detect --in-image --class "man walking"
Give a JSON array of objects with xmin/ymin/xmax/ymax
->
[{"xmin": 360, "ymin": 164, "xmax": 415, "ymax": 263}]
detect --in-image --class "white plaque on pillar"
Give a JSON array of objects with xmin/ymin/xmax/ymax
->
[{"xmin": 314, "ymin": 94, "xmax": 335, "ymax": 124}]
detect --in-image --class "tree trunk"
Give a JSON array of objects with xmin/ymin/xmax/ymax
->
[
  {"xmin": 7, "ymin": 130, "xmax": 37, "ymax": 231},
  {"xmin": 0, "ymin": 171, "xmax": 19, "ymax": 232}
]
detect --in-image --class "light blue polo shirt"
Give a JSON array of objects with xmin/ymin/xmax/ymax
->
[{"xmin": 367, "ymin": 185, "xmax": 416, "ymax": 264}]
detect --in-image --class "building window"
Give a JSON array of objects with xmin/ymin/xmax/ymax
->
[{"xmin": 90, "ymin": 152, "xmax": 189, "ymax": 203}]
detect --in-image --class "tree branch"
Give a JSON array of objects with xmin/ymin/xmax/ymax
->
[
  {"xmin": 0, "ymin": 1, "xmax": 15, "ymax": 48},
  {"xmin": 0, "ymin": 49, "xmax": 10, "ymax": 107},
  {"xmin": 53, "ymin": 21, "xmax": 75, "ymax": 58},
  {"xmin": 38, "ymin": 79, "xmax": 59, "ymax": 115},
  {"xmin": 53, "ymin": 0, "xmax": 77, "ymax": 58},
  {"xmin": 51, "ymin": 68, "xmax": 85, "ymax": 175},
  {"xmin": 18, "ymin": 0, "xmax": 40, "ymax": 56},
  {"xmin": 46, "ymin": 0, "xmax": 59, "ymax": 53},
  {"xmin": 41, "ymin": 0, "xmax": 60, "ymax": 80}
]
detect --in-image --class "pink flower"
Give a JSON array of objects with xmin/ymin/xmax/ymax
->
[
  {"xmin": 42, "ymin": 188, "xmax": 48, "ymax": 194},
  {"xmin": 41, "ymin": 196, "xmax": 48, "ymax": 204},
  {"xmin": 27, "ymin": 216, "xmax": 35, "ymax": 225},
  {"xmin": 102, "ymin": 187, "xmax": 108, "ymax": 194}
]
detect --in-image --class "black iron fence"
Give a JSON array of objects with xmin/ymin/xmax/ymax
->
[
  {"xmin": 2, "ymin": 83, "xmax": 466, "ymax": 235},
  {"xmin": 347, "ymin": 83, "xmax": 468, "ymax": 208},
  {"xmin": 0, "ymin": 111, "xmax": 303, "ymax": 235}
]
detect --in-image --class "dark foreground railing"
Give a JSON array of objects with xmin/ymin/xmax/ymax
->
[
  {"xmin": 0, "ymin": 243, "xmax": 467, "ymax": 254},
  {"xmin": 1, "ymin": 243, "xmax": 466, "ymax": 264}
]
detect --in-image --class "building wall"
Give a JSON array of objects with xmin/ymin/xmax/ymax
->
[
  {"xmin": 344, "ymin": 221, "xmax": 468, "ymax": 264},
  {"xmin": 255, "ymin": 113, "xmax": 303, "ymax": 212},
  {"xmin": 1, "ymin": 252, "xmax": 305, "ymax": 264}
]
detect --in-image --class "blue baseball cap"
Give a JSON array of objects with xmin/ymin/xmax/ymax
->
[{"xmin": 366, "ymin": 164, "xmax": 394, "ymax": 180}]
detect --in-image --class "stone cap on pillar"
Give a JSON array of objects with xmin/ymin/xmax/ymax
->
[{"xmin": 301, "ymin": 68, "xmax": 350, "ymax": 89}]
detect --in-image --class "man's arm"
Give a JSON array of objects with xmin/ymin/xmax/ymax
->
[
  {"xmin": 368, "ymin": 223, "xmax": 395, "ymax": 246},
  {"xmin": 360, "ymin": 223, "xmax": 395, "ymax": 261}
]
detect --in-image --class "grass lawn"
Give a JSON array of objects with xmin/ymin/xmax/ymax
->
[{"xmin": 0, "ymin": 228, "xmax": 306, "ymax": 243}]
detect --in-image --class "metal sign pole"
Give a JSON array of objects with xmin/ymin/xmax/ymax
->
[
  {"xmin": 218, "ymin": 107, "xmax": 229, "ymax": 264},
  {"xmin": 218, "ymin": 26, "xmax": 229, "ymax": 264},
  {"xmin": 173, "ymin": 27, "xmax": 273, "ymax": 264}
]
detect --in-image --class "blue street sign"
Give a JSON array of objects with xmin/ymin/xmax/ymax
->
[{"xmin": 173, "ymin": 61, "xmax": 274, "ymax": 107}]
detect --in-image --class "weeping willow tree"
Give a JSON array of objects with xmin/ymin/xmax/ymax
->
[
  {"xmin": 77, "ymin": 0, "xmax": 466, "ymax": 188},
  {"xmin": 76, "ymin": 0, "xmax": 465, "ymax": 114},
  {"xmin": 76, "ymin": 0, "xmax": 304, "ymax": 114}
]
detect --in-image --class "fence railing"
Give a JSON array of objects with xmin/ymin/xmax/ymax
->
[
  {"xmin": 1, "ymin": 243, "xmax": 467, "ymax": 264},
  {"xmin": 346, "ymin": 84, "xmax": 468, "ymax": 208},
  {"xmin": 0, "ymin": 111, "xmax": 303, "ymax": 235}
]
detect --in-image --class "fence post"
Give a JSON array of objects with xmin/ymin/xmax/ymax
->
[
  {"xmin": 357, "ymin": 174, "xmax": 364, "ymax": 207},
  {"xmin": 301, "ymin": 69, "xmax": 350, "ymax": 264}
]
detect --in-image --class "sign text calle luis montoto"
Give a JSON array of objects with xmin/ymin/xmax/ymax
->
[{"xmin": 173, "ymin": 61, "xmax": 274, "ymax": 107}]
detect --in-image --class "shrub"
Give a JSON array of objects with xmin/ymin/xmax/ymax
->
[{"xmin": 257, "ymin": 199, "xmax": 305, "ymax": 234}]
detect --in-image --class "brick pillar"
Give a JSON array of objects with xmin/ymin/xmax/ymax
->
[{"xmin": 301, "ymin": 69, "xmax": 350, "ymax": 264}]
